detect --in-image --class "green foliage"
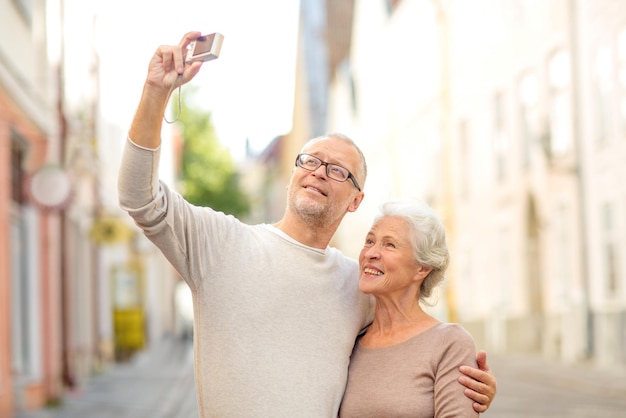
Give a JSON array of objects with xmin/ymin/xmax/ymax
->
[{"xmin": 173, "ymin": 87, "xmax": 250, "ymax": 217}]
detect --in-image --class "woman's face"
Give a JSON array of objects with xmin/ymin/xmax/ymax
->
[{"xmin": 358, "ymin": 216, "xmax": 430, "ymax": 297}]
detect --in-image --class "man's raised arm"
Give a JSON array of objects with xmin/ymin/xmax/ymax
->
[{"xmin": 129, "ymin": 31, "xmax": 204, "ymax": 149}]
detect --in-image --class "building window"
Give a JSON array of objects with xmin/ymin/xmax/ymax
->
[
  {"xmin": 457, "ymin": 119, "xmax": 470, "ymax": 201},
  {"xmin": 602, "ymin": 202, "xmax": 619, "ymax": 297},
  {"xmin": 593, "ymin": 44, "xmax": 614, "ymax": 144},
  {"xmin": 547, "ymin": 50, "xmax": 573, "ymax": 157},
  {"xmin": 10, "ymin": 136, "xmax": 33, "ymax": 376},
  {"xmin": 349, "ymin": 69, "xmax": 358, "ymax": 114},
  {"xmin": 385, "ymin": 0, "xmax": 403, "ymax": 16},
  {"xmin": 492, "ymin": 91, "xmax": 509, "ymax": 182},
  {"xmin": 617, "ymin": 27, "xmax": 626, "ymax": 136},
  {"xmin": 11, "ymin": 134, "xmax": 26, "ymax": 204},
  {"xmin": 518, "ymin": 72, "xmax": 540, "ymax": 168},
  {"xmin": 526, "ymin": 195, "xmax": 543, "ymax": 314},
  {"xmin": 12, "ymin": 0, "xmax": 33, "ymax": 25},
  {"xmin": 497, "ymin": 226, "xmax": 511, "ymax": 310},
  {"xmin": 553, "ymin": 204, "xmax": 571, "ymax": 309}
]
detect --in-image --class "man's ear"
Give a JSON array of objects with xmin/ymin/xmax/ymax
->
[{"xmin": 347, "ymin": 191, "xmax": 365, "ymax": 213}]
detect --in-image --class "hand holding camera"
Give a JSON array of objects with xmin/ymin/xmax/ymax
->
[
  {"xmin": 159, "ymin": 32, "xmax": 224, "ymax": 123},
  {"xmin": 186, "ymin": 33, "xmax": 224, "ymax": 63}
]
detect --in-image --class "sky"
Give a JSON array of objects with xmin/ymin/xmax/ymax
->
[{"xmin": 60, "ymin": 0, "xmax": 300, "ymax": 160}]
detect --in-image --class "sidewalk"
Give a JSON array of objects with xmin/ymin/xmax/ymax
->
[
  {"xmin": 16, "ymin": 345, "xmax": 626, "ymax": 418},
  {"xmin": 483, "ymin": 353, "xmax": 626, "ymax": 418},
  {"xmin": 489, "ymin": 352, "xmax": 626, "ymax": 397},
  {"xmin": 16, "ymin": 337, "xmax": 198, "ymax": 418}
]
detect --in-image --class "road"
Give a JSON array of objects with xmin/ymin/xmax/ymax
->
[
  {"xmin": 15, "ymin": 341, "xmax": 626, "ymax": 417},
  {"xmin": 482, "ymin": 353, "xmax": 626, "ymax": 418},
  {"xmin": 16, "ymin": 337, "xmax": 198, "ymax": 418}
]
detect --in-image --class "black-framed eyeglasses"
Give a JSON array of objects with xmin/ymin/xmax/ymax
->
[{"xmin": 295, "ymin": 153, "xmax": 361, "ymax": 191}]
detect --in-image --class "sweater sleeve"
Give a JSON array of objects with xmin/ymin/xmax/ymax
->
[
  {"xmin": 118, "ymin": 138, "xmax": 201, "ymax": 288},
  {"xmin": 118, "ymin": 137, "xmax": 161, "ymax": 211},
  {"xmin": 117, "ymin": 136, "xmax": 230, "ymax": 289},
  {"xmin": 433, "ymin": 324, "xmax": 480, "ymax": 418}
]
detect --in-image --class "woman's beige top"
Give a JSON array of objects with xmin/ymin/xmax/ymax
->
[{"xmin": 339, "ymin": 322, "xmax": 479, "ymax": 418}]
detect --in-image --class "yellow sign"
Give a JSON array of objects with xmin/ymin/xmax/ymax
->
[{"xmin": 90, "ymin": 217, "xmax": 133, "ymax": 244}]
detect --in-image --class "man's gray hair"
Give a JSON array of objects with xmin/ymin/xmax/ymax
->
[{"xmin": 301, "ymin": 133, "xmax": 367, "ymax": 190}]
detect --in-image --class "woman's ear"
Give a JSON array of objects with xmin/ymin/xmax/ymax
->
[{"xmin": 414, "ymin": 265, "xmax": 432, "ymax": 282}]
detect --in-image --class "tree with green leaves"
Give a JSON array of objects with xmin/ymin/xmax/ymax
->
[{"xmin": 172, "ymin": 87, "xmax": 250, "ymax": 218}]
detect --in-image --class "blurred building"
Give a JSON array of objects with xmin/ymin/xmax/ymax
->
[
  {"xmin": 327, "ymin": 0, "xmax": 626, "ymax": 367},
  {"xmin": 5, "ymin": 1, "xmax": 625, "ymax": 417},
  {"xmin": 1, "ymin": 0, "xmax": 63, "ymax": 415},
  {"xmin": 1, "ymin": 1, "xmax": 183, "ymax": 417},
  {"xmin": 241, "ymin": 0, "xmax": 357, "ymax": 224},
  {"xmin": 237, "ymin": 0, "xmax": 626, "ymax": 370}
]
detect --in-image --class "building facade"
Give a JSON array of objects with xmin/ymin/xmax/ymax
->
[
  {"xmin": 1, "ymin": 1, "xmax": 183, "ymax": 417},
  {"xmin": 328, "ymin": 0, "xmax": 626, "ymax": 367},
  {"xmin": 1, "ymin": 0, "xmax": 63, "ymax": 415}
]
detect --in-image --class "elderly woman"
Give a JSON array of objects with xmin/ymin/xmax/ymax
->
[{"xmin": 339, "ymin": 200, "xmax": 481, "ymax": 418}]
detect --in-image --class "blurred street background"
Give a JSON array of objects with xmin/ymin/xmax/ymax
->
[
  {"xmin": 12, "ymin": 338, "xmax": 626, "ymax": 417},
  {"xmin": 15, "ymin": 337, "xmax": 199, "ymax": 418},
  {"xmin": 2, "ymin": 0, "xmax": 626, "ymax": 417}
]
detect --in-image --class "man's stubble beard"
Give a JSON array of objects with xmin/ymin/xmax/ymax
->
[{"xmin": 289, "ymin": 187, "xmax": 345, "ymax": 228}]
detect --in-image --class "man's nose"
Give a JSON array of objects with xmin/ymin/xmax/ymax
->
[{"xmin": 313, "ymin": 164, "xmax": 328, "ymax": 178}]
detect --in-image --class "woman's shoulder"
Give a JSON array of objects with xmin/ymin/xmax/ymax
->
[
  {"xmin": 431, "ymin": 322, "xmax": 475, "ymax": 344},
  {"xmin": 434, "ymin": 322, "xmax": 470, "ymax": 333},
  {"xmin": 426, "ymin": 323, "xmax": 477, "ymax": 367}
]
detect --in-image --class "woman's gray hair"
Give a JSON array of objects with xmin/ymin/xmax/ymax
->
[{"xmin": 374, "ymin": 199, "xmax": 450, "ymax": 303}]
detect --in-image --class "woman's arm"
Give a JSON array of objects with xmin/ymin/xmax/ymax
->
[
  {"xmin": 459, "ymin": 350, "xmax": 497, "ymax": 412},
  {"xmin": 434, "ymin": 326, "xmax": 480, "ymax": 417}
]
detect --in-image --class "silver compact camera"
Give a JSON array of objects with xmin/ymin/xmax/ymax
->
[{"xmin": 186, "ymin": 33, "xmax": 224, "ymax": 63}]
